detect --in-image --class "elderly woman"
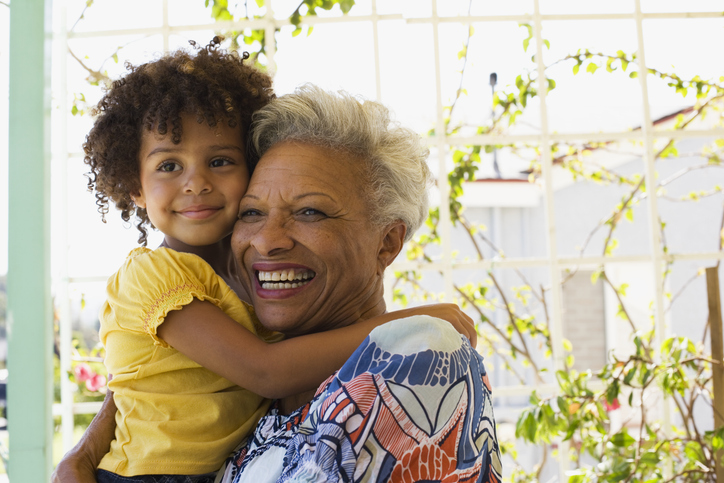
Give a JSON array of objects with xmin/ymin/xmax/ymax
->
[{"xmin": 55, "ymin": 85, "xmax": 502, "ymax": 482}]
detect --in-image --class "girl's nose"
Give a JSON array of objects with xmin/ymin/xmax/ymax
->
[{"xmin": 184, "ymin": 167, "xmax": 212, "ymax": 195}]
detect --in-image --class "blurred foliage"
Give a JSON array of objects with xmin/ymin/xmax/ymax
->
[
  {"xmin": 399, "ymin": 17, "xmax": 724, "ymax": 483},
  {"xmin": 62, "ymin": 1, "xmax": 724, "ymax": 481}
]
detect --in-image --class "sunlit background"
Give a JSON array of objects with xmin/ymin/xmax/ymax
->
[{"xmin": 2, "ymin": 0, "xmax": 724, "ymax": 480}]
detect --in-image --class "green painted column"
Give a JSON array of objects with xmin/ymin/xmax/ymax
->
[{"xmin": 7, "ymin": 0, "xmax": 54, "ymax": 480}]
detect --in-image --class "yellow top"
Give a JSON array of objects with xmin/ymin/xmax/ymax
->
[{"xmin": 98, "ymin": 247, "xmax": 279, "ymax": 476}]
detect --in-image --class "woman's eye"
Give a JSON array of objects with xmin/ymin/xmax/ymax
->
[
  {"xmin": 238, "ymin": 209, "xmax": 262, "ymax": 220},
  {"xmin": 210, "ymin": 157, "xmax": 232, "ymax": 168},
  {"xmin": 299, "ymin": 208, "xmax": 326, "ymax": 218},
  {"xmin": 158, "ymin": 162, "xmax": 181, "ymax": 172}
]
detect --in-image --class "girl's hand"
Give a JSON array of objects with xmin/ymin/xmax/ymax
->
[{"xmin": 373, "ymin": 304, "xmax": 478, "ymax": 347}]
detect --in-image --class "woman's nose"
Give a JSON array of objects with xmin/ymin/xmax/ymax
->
[{"xmin": 249, "ymin": 213, "xmax": 295, "ymax": 256}]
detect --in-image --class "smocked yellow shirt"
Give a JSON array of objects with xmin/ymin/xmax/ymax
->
[{"xmin": 98, "ymin": 247, "xmax": 280, "ymax": 476}]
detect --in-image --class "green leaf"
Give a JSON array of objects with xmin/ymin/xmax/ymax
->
[
  {"xmin": 610, "ymin": 430, "xmax": 635, "ymax": 447},
  {"xmin": 684, "ymin": 441, "xmax": 705, "ymax": 463},
  {"xmin": 256, "ymin": 0, "xmax": 264, "ymax": 7},
  {"xmin": 712, "ymin": 428, "xmax": 724, "ymax": 450},
  {"xmin": 556, "ymin": 396, "xmax": 567, "ymax": 413},
  {"xmin": 606, "ymin": 57, "xmax": 615, "ymax": 72},
  {"xmin": 543, "ymin": 39, "xmax": 550, "ymax": 49},
  {"xmin": 290, "ymin": 10, "xmax": 302, "ymax": 26},
  {"xmin": 339, "ymin": 0, "xmax": 355, "ymax": 13},
  {"xmin": 573, "ymin": 63, "xmax": 580, "ymax": 75},
  {"xmin": 522, "ymin": 38, "xmax": 530, "ymax": 52},
  {"xmin": 586, "ymin": 62, "xmax": 598, "ymax": 74},
  {"xmin": 640, "ymin": 450, "xmax": 660, "ymax": 466},
  {"xmin": 112, "ymin": 52, "xmax": 118, "ymax": 63},
  {"xmin": 629, "ymin": 71, "xmax": 638, "ymax": 78},
  {"xmin": 591, "ymin": 270, "xmax": 602, "ymax": 284}
]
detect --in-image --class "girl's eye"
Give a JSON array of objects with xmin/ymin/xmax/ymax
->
[
  {"xmin": 158, "ymin": 162, "xmax": 181, "ymax": 172},
  {"xmin": 210, "ymin": 157, "xmax": 233, "ymax": 168}
]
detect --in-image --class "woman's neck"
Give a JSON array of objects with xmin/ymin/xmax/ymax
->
[
  {"xmin": 160, "ymin": 235, "xmax": 251, "ymax": 303},
  {"xmin": 277, "ymin": 285, "xmax": 388, "ymax": 414}
]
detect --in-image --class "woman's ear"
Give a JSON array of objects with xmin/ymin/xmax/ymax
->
[{"xmin": 376, "ymin": 221, "xmax": 406, "ymax": 274}]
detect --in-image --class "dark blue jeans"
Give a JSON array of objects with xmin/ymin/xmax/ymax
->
[{"xmin": 97, "ymin": 469, "xmax": 216, "ymax": 483}]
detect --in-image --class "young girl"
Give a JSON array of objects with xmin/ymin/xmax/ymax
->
[{"xmin": 82, "ymin": 40, "xmax": 474, "ymax": 482}]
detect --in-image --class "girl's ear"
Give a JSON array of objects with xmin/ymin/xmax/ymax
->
[
  {"xmin": 132, "ymin": 191, "xmax": 146, "ymax": 209},
  {"xmin": 376, "ymin": 221, "xmax": 406, "ymax": 274}
]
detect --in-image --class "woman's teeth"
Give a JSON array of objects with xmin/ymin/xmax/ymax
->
[{"xmin": 257, "ymin": 269, "xmax": 315, "ymax": 290}]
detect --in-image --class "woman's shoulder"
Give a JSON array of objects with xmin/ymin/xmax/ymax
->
[
  {"xmin": 367, "ymin": 314, "xmax": 466, "ymax": 353},
  {"xmin": 365, "ymin": 315, "xmax": 469, "ymax": 355},
  {"xmin": 336, "ymin": 314, "xmax": 483, "ymax": 389}
]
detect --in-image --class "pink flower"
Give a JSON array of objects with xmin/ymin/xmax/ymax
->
[
  {"xmin": 86, "ymin": 373, "xmax": 107, "ymax": 392},
  {"xmin": 73, "ymin": 363, "xmax": 93, "ymax": 382},
  {"xmin": 604, "ymin": 398, "xmax": 621, "ymax": 411}
]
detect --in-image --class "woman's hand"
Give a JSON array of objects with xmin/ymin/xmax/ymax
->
[
  {"xmin": 52, "ymin": 391, "xmax": 117, "ymax": 483},
  {"xmin": 373, "ymin": 304, "xmax": 478, "ymax": 347}
]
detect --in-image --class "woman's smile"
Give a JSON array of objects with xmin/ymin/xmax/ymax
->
[{"xmin": 254, "ymin": 265, "xmax": 317, "ymax": 293}]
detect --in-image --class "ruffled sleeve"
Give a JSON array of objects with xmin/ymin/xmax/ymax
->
[{"xmin": 105, "ymin": 247, "xmax": 230, "ymax": 348}]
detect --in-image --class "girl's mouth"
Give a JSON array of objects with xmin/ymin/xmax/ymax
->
[{"xmin": 256, "ymin": 268, "xmax": 316, "ymax": 290}]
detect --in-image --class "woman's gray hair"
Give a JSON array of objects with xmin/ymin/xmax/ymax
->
[{"xmin": 248, "ymin": 84, "xmax": 432, "ymax": 242}]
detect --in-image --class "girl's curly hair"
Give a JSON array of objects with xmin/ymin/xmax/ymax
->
[{"xmin": 84, "ymin": 37, "xmax": 274, "ymax": 246}]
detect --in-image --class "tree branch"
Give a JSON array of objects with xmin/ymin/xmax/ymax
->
[
  {"xmin": 447, "ymin": 0, "xmax": 474, "ymax": 124},
  {"xmin": 601, "ymin": 271, "xmax": 639, "ymax": 336}
]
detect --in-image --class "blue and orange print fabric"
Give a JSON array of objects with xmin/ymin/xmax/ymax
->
[{"xmin": 220, "ymin": 315, "xmax": 502, "ymax": 483}]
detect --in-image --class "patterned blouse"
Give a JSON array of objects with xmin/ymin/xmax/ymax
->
[{"xmin": 219, "ymin": 316, "xmax": 502, "ymax": 483}]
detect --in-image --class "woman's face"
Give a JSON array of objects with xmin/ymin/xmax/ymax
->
[{"xmin": 232, "ymin": 141, "xmax": 405, "ymax": 336}]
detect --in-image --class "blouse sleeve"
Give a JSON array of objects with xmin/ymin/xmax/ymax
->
[
  {"xmin": 105, "ymin": 247, "xmax": 227, "ymax": 348},
  {"xmin": 278, "ymin": 315, "xmax": 503, "ymax": 483}
]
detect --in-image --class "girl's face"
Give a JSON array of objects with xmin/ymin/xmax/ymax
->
[{"xmin": 134, "ymin": 114, "xmax": 249, "ymax": 249}]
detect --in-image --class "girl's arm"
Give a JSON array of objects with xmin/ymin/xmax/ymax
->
[{"xmin": 158, "ymin": 301, "xmax": 475, "ymax": 400}]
